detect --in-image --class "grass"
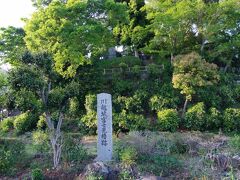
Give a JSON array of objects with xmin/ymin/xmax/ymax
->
[{"xmin": 1, "ymin": 130, "xmax": 240, "ymax": 179}]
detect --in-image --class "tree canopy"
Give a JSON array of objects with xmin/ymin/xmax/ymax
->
[
  {"xmin": 24, "ymin": 0, "xmax": 128, "ymax": 77},
  {"xmin": 172, "ymin": 52, "xmax": 220, "ymax": 116}
]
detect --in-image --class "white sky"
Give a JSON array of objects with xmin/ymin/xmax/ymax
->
[
  {"xmin": 0, "ymin": 0, "xmax": 35, "ymax": 71},
  {"xmin": 0, "ymin": 0, "xmax": 35, "ymax": 28}
]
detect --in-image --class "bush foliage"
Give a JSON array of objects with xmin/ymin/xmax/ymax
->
[
  {"xmin": 0, "ymin": 117, "xmax": 14, "ymax": 132},
  {"xmin": 157, "ymin": 109, "xmax": 179, "ymax": 132},
  {"xmin": 185, "ymin": 102, "xmax": 206, "ymax": 131},
  {"xmin": 223, "ymin": 108, "xmax": 240, "ymax": 132},
  {"xmin": 13, "ymin": 112, "xmax": 38, "ymax": 134}
]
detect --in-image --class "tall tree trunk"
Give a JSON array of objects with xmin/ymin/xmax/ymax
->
[
  {"xmin": 200, "ymin": 37, "xmax": 206, "ymax": 55},
  {"xmin": 171, "ymin": 36, "xmax": 177, "ymax": 64},
  {"xmin": 182, "ymin": 98, "xmax": 188, "ymax": 118},
  {"xmin": 46, "ymin": 111, "xmax": 64, "ymax": 169},
  {"xmin": 171, "ymin": 52, "xmax": 174, "ymax": 64},
  {"xmin": 224, "ymin": 64, "xmax": 229, "ymax": 73},
  {"xmin": 42, "ymin": 82, "xmax": 64, "ymax": 169},
  {"xmin": 134, "ymin": 49, "xmax": 139, "ymax": 58},
  {"xmin": 224, "ymin": 57, "xmax": 232, "ymax": 73},
  {"xmin": 0, "ymin": 109, "xmax": 2, "ymax": 121}
]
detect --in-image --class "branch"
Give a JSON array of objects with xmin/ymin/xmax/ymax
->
[
  {"xmin": 45, "ymin": 111, "xmax": 54, "ymax": 130},
  {"xmin": 56, "ymin": 112, "xmax": 63, "ymax": 134}
]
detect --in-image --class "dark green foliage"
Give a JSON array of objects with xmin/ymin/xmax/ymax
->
[
  {"xmin": 9, "ymin": 66, "xmax": 44, "ymax": 92},
  {"xmin": 115, "ymin": 91, "xmax": 147, "ymax": 114},
  {"xmin": 13, "ymin": 112, "xmax": 38, "ymax": 134},
  {"xmin": 149, "ymin": 84, "xmax": 180, "ymax": 112},
  {"xmin": 112, "ymin": 79, "xmax": 136, "ymax": 95},
  {"xmin": 147, "ymin": 64, "xmax": 163, "ymax": 78},
  {"xmin": 81, "ymin": 94, "xmax": 97, "ymax": 131},
  {"xmin": 0, "ymin": 27, "xmax": 26, "ymax": 64},
  {"xmin": 196, "ymin": 73, "xmax": 238, "ymax": 109},
  {"xmin": 206, "ymin": 107, "xmax": 222, "ymax": 130},
  {"xmin": 114, "ymin": 112, "xmax": 148, "ymax": 131},
  {"xmin": 157, "ymin": 109, "xmax": 179, "ymax": 132},
  {"xmin": 119, "ymin": 62, "xmax": 128, "ymax": 71},
  {"xmin": 113, "ymin": 0, "xmax": 150, "ymax": 53},
  {"xmin": 0, "ymin": 138, "xmax": 26, "ymax": 175},
  {"xmin": 68, "ymin": 97, "xmax": 80, "ymax": 117},
  {"xmin": 184, "ymin": 102, "xmax": 206, "ymax": 130},
  {"xmin": 31, "ymin": 168, "xmax": 44, "ymax": 180},
  {"xmin": 14, "ymin": 89, "xmax": 42, "ymax": 112},
  {"xmin": 103, "ymin": 56, "xmax": 142, "ymax": 67},
  {"xmin": 223, "ymin": 108, "xmax": 240, "ymax": 132}
]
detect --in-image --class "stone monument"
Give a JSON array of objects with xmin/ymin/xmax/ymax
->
[
  {"xmin": 108, "ymin": 47, "xmax": 116, "ymax": 59},
  {"xmin": 96, "ymin": 93, "xmax": 113, "ymax": 161}
]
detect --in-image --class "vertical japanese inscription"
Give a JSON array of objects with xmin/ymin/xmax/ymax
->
[
  {"xmin": 97, "ymin": 93, "xmax": 112, "ymax": 161},
  {"xmin": 100, "ymin": 99, "xmax": 107, "ymax": 146}
]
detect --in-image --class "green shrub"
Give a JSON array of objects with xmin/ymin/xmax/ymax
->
[
  {"xmin": 119, "ymin": 62, "xmax": 128, "ymax": 71},
  {"xmin": 37, "ymin": 114, "xmax": 47, "ymax": 130},
  {"xmin": 185, "ymin": 102, "xmax": 206, "ymax": 130},
  {"xmin": 0, "ymin": 117, "xmax": 14, "ymax": 132},
  {"xmin": 131, "ymin": 65, "xmax": 141, "ymax": 75},
  {"xmin": 149, "ymin": 84, "xmax": 180, "ymax": 112},
  {"xmin": 157, "ymin": 109, "xmax": 179, "ymax": 132},
  {"xmin": 113, "ymin": 111, "xmax": 148, "ymax": 131},
  {"xmin": 14, "ymin": 112, "xmax": 38, "ymax": 134},
  {"xmin": 119, "ymin": 147, "xmax": 138, "ymax": 167},
  {"xmin": 0, "ymin": 138, "xmax": 26, "ymax": 175},
  {"xmin": 32, "ymin": 130, "xmax": 50, "ymax": 153},
  {"xmin": 68, "ymin": 97, "xmax": 79, "ymax": 116},
  {"xmin": 223, "ymin": 108, "xmax": 240, "ymax": 132},
  {"xmin": 81, "ymin": 112, "xmax": 97, "ymax": 130},
  {"xmin": 114, "ymin": 90, "xmax": 149, "ymax": 115},
  {"xmin": 206, "ymin": 107, "xmax": 222, "ymax": 130},
  {"xmin": 14, "ymin": 89, "xmax": 42, "ymax": 112},
  {"xmin": 62, "ymin": 134, "xmax": 88, "ymax": 165},
  {"xmin": 81, "ymin": 94, "xmax": 97, "ymax": 130},
  {"xmin": 147, "ymin": 64, "xmax": 162, "ymax": 77},
  {"xmin": 31, "ymin": 168, "xmax": 44, "ymax": 180}
]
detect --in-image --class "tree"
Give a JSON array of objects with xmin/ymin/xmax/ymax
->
[
  {"xmin": 113, "ymin": 0, "xmax": 151, "ymax": 57},
  {"xmin": 0, "ymin": 71, "xmax": 8, "ymax": 120},
  {"xmin": 24, "ymin": 0, "xmax": 128, "ymax": 77},
  {"xmin": 31, "ymin": 0, "xmax": 62, "ymax": 8},
  {"xmin": 172, "ymin": 52, "xmax": 220, "ymax": 117},
  {"xmin": 8, "ymin": 52, "xmax": 80, "ymax": 168},
  {"xmin": 0, "ymin": 27, "xmax": 26, "ymax": 65},
  {"xmin": 145, "ymin": 0, "xmax": 197, "ymax": 62},
  {"xmin": 194, "ymin": 0, "xmax": 240, "ymax": 70}
]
